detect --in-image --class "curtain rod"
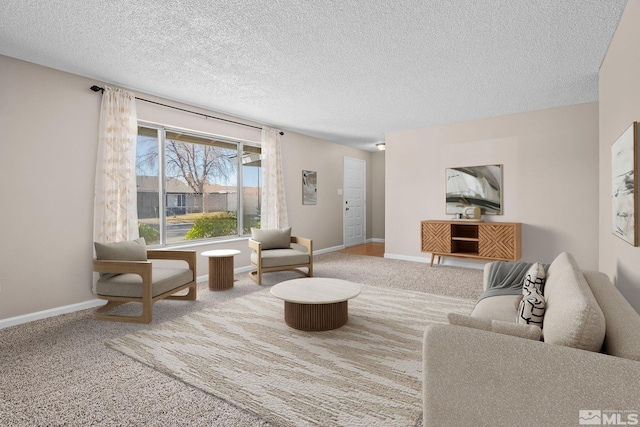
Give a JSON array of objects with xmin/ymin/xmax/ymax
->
[{"xmin": 90, "ymin": 85, "xmax": 283, "ymax": 135}]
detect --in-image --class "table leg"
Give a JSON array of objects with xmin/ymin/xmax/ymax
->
[
  {"xmin": 283, "ymin": 301, "xmax": 349, "ymax": 331},
  {"xmin": 209, "ymin": 256, "xmax": 234, "ymax": 291}
]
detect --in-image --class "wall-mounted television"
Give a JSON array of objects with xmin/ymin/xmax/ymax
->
[{"xmin": 445, "ymin": 164, "xmax": 503, "ymax": 215}]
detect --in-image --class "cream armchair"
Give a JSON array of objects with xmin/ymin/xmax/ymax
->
[
  {"xmin": 248, "ymin": 228, "xmax": 313, "ymax": 285},
  {"xmin": 93, "ymin": 238, "xmax": 197, "ymax": 324}
]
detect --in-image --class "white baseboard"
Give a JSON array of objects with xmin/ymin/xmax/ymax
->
[
  {"xmin": 315, "ymin": 245, "xmax": 344, "ymax": 255},
  {"xmin": 233, "ymin": 265, "xmax": 254, "ymax": 274},
  {"xmin": 201, "ymin": 244, "xmax": 347, "ymax": 279},
  {"xmin": 441, "ymin": 258, "xmax": 486, "ymax": 270},
  {"xmin": 0, "ymin": 299, "xmax": 107, "ymax": 330},
  {"xmin": 384, "ymin": 253, "xmax": 485, "ymax": 270},
  {"xmin": 1, "ymin": 244, "xmax": 424, "ymax": 330},
  {"xmin": 384, "ymin": 253, "xmax": 431, "ymax": 263},
  {"xmin": 2, "ymin": 269, "xmax": 257, "ymax": 329}
]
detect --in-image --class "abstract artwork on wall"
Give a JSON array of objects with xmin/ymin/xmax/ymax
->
[
  {"xmin": 611, "ymin": 122, "xmax": 638, "ymax": 246},
  {"xmin": 302, "ymin": 170, "xmax": 317, "ymax": 205},
  {"xmin": 445, "ymin": 164, "xmax": 503, "ymax": 215}
]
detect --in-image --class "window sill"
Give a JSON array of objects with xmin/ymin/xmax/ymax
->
[{"xmin": 148, "ymin": 236, "xmax": 251, "ymax": 250}]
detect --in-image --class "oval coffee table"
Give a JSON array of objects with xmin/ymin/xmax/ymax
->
[{"xmin": 270, "ymin": 278, "xmax": 361, "ymax": 331}]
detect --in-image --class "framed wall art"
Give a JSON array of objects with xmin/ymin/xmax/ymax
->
[
  {"xmin": 302, "ymin": 170, "xmax": 317, "ymax": 205},
  {"xmin": 612, "ymin": 122, "xmax": 638, "ymax": 246},
  {"xmin": 445, "ymin": 164, "xmax": 503, "ymax": 215}
]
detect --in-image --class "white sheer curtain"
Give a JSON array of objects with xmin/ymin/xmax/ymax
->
[
  {"xmin": 93, "ymin": 86, "xmax": 139, "ymax": 245},
  {"xmin": 260, "ymin": 127, "xmax": 289, "ymax": 229}
]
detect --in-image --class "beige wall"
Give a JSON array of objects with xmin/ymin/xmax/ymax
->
[
  {"xmin": 599, "ymin": 0, "xmax": 640, "ymax": 312},
  {"xmin": 371, "ymin": 151, "xmax": 386, "ymax": 240},
  {"xmin": 0, "ymin": 55, "xmax": 381, "ymax": 321},
  {"xmin": 385, "ymin": 102, "xmax": 600, "ymax": 269},
  {"xmin": 280, "ymin": 133, "xmax": 375, "ymax": 249},
  {"xmin": 1, "ymin": 55, "xmax": 101, "ymax": 319}
]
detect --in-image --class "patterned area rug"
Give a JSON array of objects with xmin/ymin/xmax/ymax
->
[{"xmin": 107, "ymin": 284, "xmax": 475, "ymax": 427}]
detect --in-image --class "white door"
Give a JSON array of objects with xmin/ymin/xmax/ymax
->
[{"xmin": 344, "ymin": 157, "xmax": 366, "ymax": 247}]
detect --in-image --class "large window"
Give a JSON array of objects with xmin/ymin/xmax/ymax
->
[{"xmin": 136, "ymin": 124, "xmax": 261, "ymax": 246}]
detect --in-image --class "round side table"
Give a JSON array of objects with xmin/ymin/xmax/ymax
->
[{"xmin": 202, "ymin": 249, "xmax": 241, "ymax": 291}]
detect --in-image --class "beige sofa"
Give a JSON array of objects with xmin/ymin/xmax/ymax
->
[{"xmin": 423, "ymin": 252, "xmax": 640, "ymax": 426}]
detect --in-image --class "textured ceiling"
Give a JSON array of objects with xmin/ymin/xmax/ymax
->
[{"xmin": 0, "ymin": 1, "xmax": 627, "ymax": 151}]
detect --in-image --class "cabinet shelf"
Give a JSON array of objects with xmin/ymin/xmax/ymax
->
[{"xmin": 420, "ymin": 220, "xmax": 521, "ymax": 266}]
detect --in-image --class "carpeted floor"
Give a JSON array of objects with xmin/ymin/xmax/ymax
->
[
  {"xmin": 108, "ymin": 285, "xmax": 475, "ymax": 427},
  {"xmin": 0, "ymin": 252, "xmax": 482, "ymax": 426}
]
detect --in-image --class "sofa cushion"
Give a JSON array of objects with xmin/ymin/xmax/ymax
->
[
  {"xmin": 96, "ymin": 267, "xmax": 193, "ymax": 298},
  {"xmin": 471, "ymin": 295, "xmax": 521, "ymax": 322},
  {"xmin": 448, "ymin": 313, "xmax": 541, "ymax": 341},
  {"xmin": 543, "ymin": 252, "xmax": 605, "ymax": 352},
  {"xmin": 583, "ymin": 271, "xmax": 640, "ymax": 361},
  {"xmin": 491, "ymin": 319, "xmax": 542, "ymax": 341},
  {"xmin": 251, "ymin": 248, "xmax": 309, "ymax": 268},
  {"xmin": 251, "ymin": 227, "xmax": 292, "ymax": 250}
]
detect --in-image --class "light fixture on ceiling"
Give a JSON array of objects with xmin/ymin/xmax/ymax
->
[{"xmin": 376, "ymin": 142, "xmax": 386, "ymax": 151}]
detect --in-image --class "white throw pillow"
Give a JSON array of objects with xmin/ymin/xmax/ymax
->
[
  {"xmin": 522, "ymin": 262, "xmax": 546, "ymax": 295},
  {"xmin": 517, "ymin": 292, "xmax": 545, "ymax": 327},
  {"xmin": 517, "ymin": 262, "xmax": 546, "ymax": 327}
]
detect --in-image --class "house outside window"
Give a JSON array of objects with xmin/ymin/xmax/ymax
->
[
  {"xmin": 136, "ymin": 123, "xmax": 261, "ymax": 246},
  {"xmin": 166, "ymin": 193, "xmax": 186, "ymax": 216}
]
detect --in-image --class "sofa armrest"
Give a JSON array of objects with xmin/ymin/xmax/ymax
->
[
  {"xmin": 482, "ymin": 262, "xmax": 493, "ymax": 291},
  {"xmin": 423, "ymin": 324, "xmax": 640, "ymax": 426},
  {"xmin": 92, "ymin": 259, "xmax": 153, "ymax": 299},
  {"xmin": 291, "ymin": 236, "xmax": 312, "ymax": 254},
  {"xmin": 248, "ymin": 238, "xmax": 261, "ymax": 253},
  {"xmin": 147, "ymin": 250, "xmax": 196, "ymax": 272},
  {"xmin": 93, "ymin": 259, "xmax": 151, "ymax": 276}
]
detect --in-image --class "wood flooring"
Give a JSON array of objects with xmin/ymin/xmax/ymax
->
[{"xmin": 339, "ymin": 242, "xmax": 385, "ymax": 257}]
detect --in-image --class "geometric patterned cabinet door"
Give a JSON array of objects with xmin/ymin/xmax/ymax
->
[
  {"xmin": 421, "ymin": 220, "xmax": 521, "ymax": 266},
  {"xmin": 421, "ymin": 221, "xmax": 451, "ymax": 254},
  {"xmin": 478, "ymin": 223, "xmax": 518, "ymax": 260}
]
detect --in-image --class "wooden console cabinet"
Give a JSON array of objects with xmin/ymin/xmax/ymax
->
[{"xmin": 420, "ymin": 220, "xmax": 521, "ymax": 266}]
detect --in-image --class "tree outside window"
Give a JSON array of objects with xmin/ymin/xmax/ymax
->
[{"xmin": 136, "ymin": 125, "xmax": 261, "ymax": 245}]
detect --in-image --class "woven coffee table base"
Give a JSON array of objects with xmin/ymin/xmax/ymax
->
[{"xmin": 284, "ymin": 301, "xmax": 348, "ymax": 331}]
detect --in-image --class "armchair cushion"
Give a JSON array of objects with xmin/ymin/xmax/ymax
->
[
  {"xmin": 251, "ymin": 227, "xmax": 292, "ymax": 250},
  {"xmin": 251, "ymin": 248, "xmax": 310, "ymax": 268},
  {"xmin": 94, "ymin": 237, "xmax": 147, "ymax": 260},
  {"xmin": 94, "ymin": 238, "xmax": 147, "ymax": 278},
  {"xmin": 96, "ymin": 267, "xmax": 193, "ymax": 298}
]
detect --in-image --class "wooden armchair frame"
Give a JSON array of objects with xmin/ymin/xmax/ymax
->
[
  {"xmin": 248, "ymin": 236, "xmax": 313, "ymax": 285},
  {"xmin": 92, "ymin": 250, "xmax": 197, "ymax": 324}
]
